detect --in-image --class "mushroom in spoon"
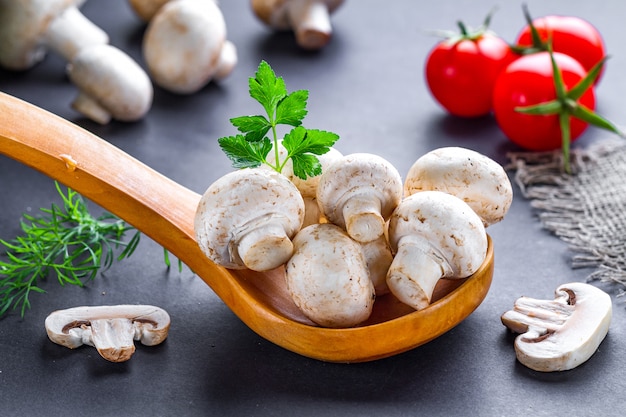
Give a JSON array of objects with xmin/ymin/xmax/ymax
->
[
  {"xmin": 317, "ymin": 153, "xmax": 403, "ymax": 244},
  {"xmin": 387, "ymin": 191, "xmax": 488, "ymax": 311},
  {"xmin": 194, "ymin": 168, "xmax": 305, "ymax": 272},
  {"xmin": 0, "ymin": 92, "xmax": 494, "ymax": 363},
  {"xmin": 404, "ymin": 147, "xmax": 513, "ymax": 227},
  {"xmin": 286, "ymin": 223, "xmax": 375, "ymax": 328}
]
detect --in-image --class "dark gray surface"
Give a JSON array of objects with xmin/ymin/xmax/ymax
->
[{"xmin": 1, "ymin": 0, "xmax": 625, "ymax": 416}]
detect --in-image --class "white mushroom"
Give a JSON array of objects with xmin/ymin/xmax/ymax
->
[
  {"xmin": 266, "ymin": 142, "xmax": 343, "ymax": 226},
  {"xmin": 194, "ymin": 168, "xmax": 305, "ymax": 271},
  {"xmin": 67, "ymin": 44, "xmax": 154, "ymax": 124},
  {"xmin": 45, "ymin": 305, "xmax": 171, "ymax": 363},
  {"xmin": 143, "ymin": 0, "xmax": 237, "ymax": 94},
  {"xmin": 404, "ymin": 147, "xmax": 513, "ymax": 227},
  {"xmin": 317, "ymin": 153, "xmax": 403, "ymax": 243},
  {"xmin": 285, "ymin": 223, "xmax": 375, "ymax": 328},
  {"xmin": 386, "ymin": 191, "xmax": 487, "ymax": 311},
  {"xmin": 250, "ymin": 0, "xmax": 345, "ymax": 50},
  {"xmin": 501, "ymin": 282, "xmax": 612, "ymax": 372},
  {"xmin": 0, "ymin": 0, "xmax": 109, "ymax": 70}
]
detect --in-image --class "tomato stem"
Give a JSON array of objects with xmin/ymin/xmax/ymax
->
[{"xmin": 515, "ymin": 49, "xmax": 623, "ymax": 174}]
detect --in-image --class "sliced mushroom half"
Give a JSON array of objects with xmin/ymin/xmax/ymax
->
[
  {"xmin": 45, "ymin": 305, "xmax": 171, "ymax": 362},
  {"xmin": 501, "ymin": 282, "xmax": 612, "ymax": 372}
]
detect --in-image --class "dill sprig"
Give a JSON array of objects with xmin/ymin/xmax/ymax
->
[{"xmin": 0, "ymin": 182, "xmax": 141, "ymax": 317}]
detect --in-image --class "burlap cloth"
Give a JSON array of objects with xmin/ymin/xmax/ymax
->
[{"xmin": 507, "ymin": 138, "xmax": 626, "ymax": 295}]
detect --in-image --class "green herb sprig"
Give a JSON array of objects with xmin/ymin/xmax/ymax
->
[
  {"xmin": 0, "ymin": 182, "xmax": 141, "ymax": 317},
  {"xmin": 218, "ymin": 60, "xmax": 340, "ymax": 180}
]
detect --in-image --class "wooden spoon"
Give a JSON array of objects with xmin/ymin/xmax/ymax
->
[{"xmin": 0, "ymin": 92, "xmax": 494, "ymax": 362}]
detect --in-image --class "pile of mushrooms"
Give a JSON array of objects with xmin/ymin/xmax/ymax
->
[{"xmin": 195, "ymin": 146, "xmax": 513, "ymax": 328}]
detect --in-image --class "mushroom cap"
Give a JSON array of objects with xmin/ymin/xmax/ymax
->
[
  {"xmin": 143, "ymin": 0, "xmax": 234, "ymax": 94},
  {"xmin": 128, "ymin": 0, "xmax": 172, "ymax": 21},
  {"xmin": 0, "ymin": 0, "xmax": 86, "ymax": 70},
  {"xmin": 388, "ymin": 190, "xmax": 487, "ymax": 278},
  {"xmin": 286, "ymin": 223, "xmax": 375, "ymax": 328},
  {"xmin": 67, "ymin": 44, "xmax": 153, "ymax": 123},
  {"xmin": 404, "ymin": 147, "xmax": 513, "ymax": 227},
  {"xmin": 316, "ymin": 152, "xmax": 403, "ymax": 242},
  {"xmin": 194, "ymin": 168, "xmax": 305, "ymax": 270},
  {"xmin": 250, "ymin": 0, "xmax": 344, "ymax": 29}
]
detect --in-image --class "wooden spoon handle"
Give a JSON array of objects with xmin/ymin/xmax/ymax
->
[{"xmin": 0, "ymin": 92, "xmax": 203, "ymax": 273}]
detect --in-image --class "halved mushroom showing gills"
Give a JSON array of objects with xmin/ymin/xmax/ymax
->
[
  {"xmin": 501, "ymin": 282, "xmax": 612, "ymax": 372},
  {"xmin": 45, "ymin": 305, "xmax": 171, "ymax": 362}
]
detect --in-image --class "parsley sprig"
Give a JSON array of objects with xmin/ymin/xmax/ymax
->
[
  {"xmin": 218, "ymin": 61, "xmax": 339, "ymax": 180},
  {"xmin": 0, "ymin": 182, "xmax": 141, "ymax": 317}
]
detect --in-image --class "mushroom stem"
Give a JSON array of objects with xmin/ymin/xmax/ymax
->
[
  {"xmin": 386, "ymin": 191, "xmax": 487, "ymax": 311},
  {"xmin": 89, "ymin": 318, "xmax": 136, "ymax": 362},
  {"xmin": 288, "ymin": 0, "xmax": 333, "ymax": 49},
  {"xmin": 213, "ymin": 40, "xmax": 238, "ymax": 81},
  {"xmin": 386, "ymin": 236, "xmax": 445, "ymax": 310},
  {"xmin": 235, "ymin": 221, "xmax": 295, "ymax": 271},
  {"xmin": 44, "ymin": 5, "xmax": 109, "ymax": 62},
  {"xmin": 342, "ymin": 194, "xmax": 385, "ymax": 243},
  {"xmin": 71, "ymin": 91, "xmax": 111, "ymax": 125}
]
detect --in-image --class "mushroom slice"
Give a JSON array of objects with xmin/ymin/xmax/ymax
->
[
  {"xmin": 45, "ymin": 305, "xmax": 171, "ymax": 362},
  {"xmin": 501, "ymin": 282, "xmax": 612, "ymax": 372}
]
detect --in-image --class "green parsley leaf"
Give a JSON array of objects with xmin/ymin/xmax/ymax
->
[
  {"xmin": 276, "ymin": 90, "xmax": 309, "ymax": 126},
  {"xmin": 230, "ymin": 115, "xmax": 271, "ymax": 142},
  {"xmin": 218, "ymin": 135, "xmax": 272, "ymax": 169},
  {"xmin": 283, "ymin": 127, "xmax": 340, "ymax": 157},
  {"xmin": 249, "ymin": 61, "xmax": 287, "ymax": 118},
  {"xmin": 218, "ymin": 60, "xmax": 340, "ymax": 180},
  {"xmin": 290, "ymin": 153, "xmax": 323, "ymax": 180}
]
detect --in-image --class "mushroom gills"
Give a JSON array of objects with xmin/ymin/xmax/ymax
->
[
  {"xmin": 501, "ymin": 282, "xmax": 612, "ymax": 372},
  {"xmin": 45, "ymin": 305, "xmax": 171, "ymax": 362}
]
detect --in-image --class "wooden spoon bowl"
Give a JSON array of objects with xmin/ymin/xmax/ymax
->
[{"xmin": 0, "ymin": 92, "xmax": 494, "ymax": 362}]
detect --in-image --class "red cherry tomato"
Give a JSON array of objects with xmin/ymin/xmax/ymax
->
[
  {"xmin": 425, "ymin": 33, "xmax": 515, "ymax": 117},
  {"xmin": 515, "ymin": 15, "xmax": 606, "ymax": 82},
  {"xmin": 492, "ymin": 51, "xmax": 596, "ymax": 151}
]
